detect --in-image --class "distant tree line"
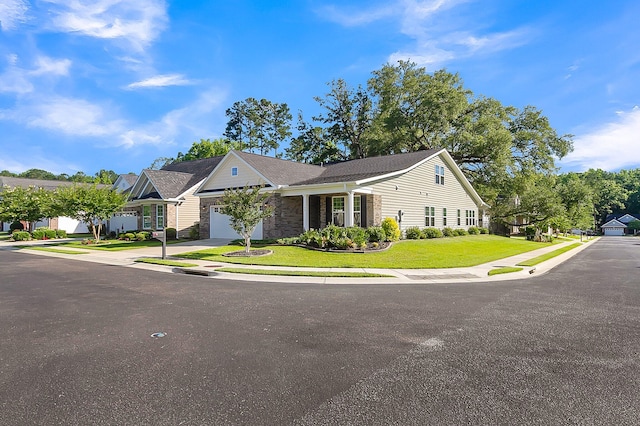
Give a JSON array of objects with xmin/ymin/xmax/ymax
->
[{"xmin": 0, "ymin": 168, "xmax": 119, "ymax": 185}]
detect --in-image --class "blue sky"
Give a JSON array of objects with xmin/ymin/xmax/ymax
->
[{"xmin": 0, "ymin": 0, "xmax": 638, "ymax": 177}]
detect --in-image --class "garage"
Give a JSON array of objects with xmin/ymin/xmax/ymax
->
[
  {"xmin": 601, "ymin": 219, "xmax": 626, "ymax": 236},
  {"xmin": 210, "ymin": 206, "xmax": 263, "ymax": 239}
]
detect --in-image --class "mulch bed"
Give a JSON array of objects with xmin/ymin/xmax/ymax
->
[{"xmin": 223, "ymin": 249, "xmax": 273, "ymax": 257}]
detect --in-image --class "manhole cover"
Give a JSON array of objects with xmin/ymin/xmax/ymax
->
[{"xmin": 150, "ymin": 332, "xmax": 167, "ymax": 338}]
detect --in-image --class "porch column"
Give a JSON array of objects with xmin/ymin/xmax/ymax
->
[
  {"xmin": 302, "ymin": 194, "xmax": 310, "ymax": 231},
  {"xmin": 345, "ymin": 191, "xmax": 354, "ymax": 227}
]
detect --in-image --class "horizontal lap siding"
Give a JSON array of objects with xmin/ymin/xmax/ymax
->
[
  {"xmin": 370, "ymin": 154, "xmax": 479, "ymax": 231},
  {"xmin": 177, "ymin": 187, "xmax": 201, "ymax": 238},
  {"xmin": 199, "ymin": 159, "xmax": 264, "ymax": 192}
]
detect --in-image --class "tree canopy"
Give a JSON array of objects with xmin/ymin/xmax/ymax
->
[
  {"xmin": 0, "ymin": 186, "xmax": 54, "ymax": 231},
  {"xmin": 221, "ymin": 185, "xmax": 275, "ymax": 253}
]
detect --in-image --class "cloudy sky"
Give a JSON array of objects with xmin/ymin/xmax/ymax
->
[{"xmin": 0, "ymin": 0, "xmax": 638, "ymax": 176}]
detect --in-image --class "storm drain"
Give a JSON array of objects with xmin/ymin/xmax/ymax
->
[
  {"xmin": 406, "ymin": 273, "xmax": 479, "ymax": 280},
  {"xmin": 150, "ymin": 332, "xmax": 167, "ymax": 338}
]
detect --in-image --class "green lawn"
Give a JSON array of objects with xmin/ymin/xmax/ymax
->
[
  {"xmin": 58, "ymin": 239, "xmax": 188, "ymax": 251},
  {"xmin": 517, "ymin": 243, "xmax": 582, "ymax": 267},
  {"xmin": 19, "ymin": 246, "xmax": 88, "ymax": 255},
  {"xmin": 0, "ymin": 232, "xmax": 10, "ymax": 241},
  {"xmin": 488, "ymin": 266, "xmax": 523, "ymax": 276},
  {"xmin": 217, "ymin": 267, "xmax": 394, "ymax": 278},
  {"xmin": 135, "ymin": 257, "xmax": 198, "ymax": 267},
  {"xmin": 178, "ymin": 235, "xmax": 554, "ymax": 269}
]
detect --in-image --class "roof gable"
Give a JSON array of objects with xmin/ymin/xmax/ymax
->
[{"xmin": 601, "ymin": 219, "xmax": 627, "ymax": 228}]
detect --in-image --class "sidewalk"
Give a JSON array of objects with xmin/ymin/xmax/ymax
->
[{"xmin": 0, "ymin": 237, "xmax": 599, "ymax": 284}]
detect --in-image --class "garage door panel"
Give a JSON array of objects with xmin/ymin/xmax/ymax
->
[{"xmin": 210, "ymin": 207, "xmax": 262, "ymax": 239}]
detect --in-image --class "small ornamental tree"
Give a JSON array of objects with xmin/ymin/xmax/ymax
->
[
  {"xmin": 221, "ymin": 185, "xmax": 275, "ymax": 254},
  {"xmin": 0, "ymin": 185, "xmax": 54, "ymax": 231},
  {"xmin": 55, "ymin": 184, "xmax": 127, "ymax": 242},
  {"xmin": 627, "ymin": 219, "xmax": 640, "ymax": 235}
]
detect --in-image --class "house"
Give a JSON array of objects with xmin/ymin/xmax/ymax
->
[
  {"xmin": 0, "ymin": 176, "xmax": 91, "ymax": 233},
  {"xmin": 108, "ymin": 173, "xmax": 138, "ymax": 233},
  {"xmin": 125, "ymin": 157, "xmax": 224, "ymax": 238},
  {"xmin": 194, "ymin": 149, "xmax": 489, "ymax": 240},
  {"xmin": 601, "ymin": 213, "xmax": 640, "ymax": 236}
]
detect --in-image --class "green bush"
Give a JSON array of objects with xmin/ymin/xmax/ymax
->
[
  {"xmin": 442, "ymin": 227, "xmax": 454, "ymax": 237},
  {"xmin": 12, "ymin": 231, "xmax": 30, "ymax": 241},
  {"xmin": 345, "ymin": 227, "xmax": 367, "ymax": 247},
  {"xmin": 189, "ymin": 223, "xmax": 200, "ymax": 240},
  {"xmin": 166, "ymin": 227, "xmax": 177, "ymax": 240},
  {"xmin": 9, "ymin": 221, "xmax": 24, "ymax": 231},
  {"xmin": 422, "ymin": 227, "xmax": 443, "ymax": 239},
  {"xmin": 478, "ymin": 227, "xmax": 489, "ymax": 234},
  {"xmin": 298, "ymin": 229, "xmax": 324, "ymax": 247},
  {"xmin": 135, "ymin": 232, "xmax": 148, "ymax": 241},
  {"xmin": 467, "ymin": 226, "xmax": 480, "ymax": 235},
  {"xmin": 56, "ymin": 229, "xmax": 67, "ymax": 238},
  {"xmin": 381, "ymin": 217, "xmax": 401, "ymax": 241},
  {"xmin": 365, "ymin": 226, "xmax": 386, "ymax": 243},
  {"xmin": 454, "ymin": 228, "xmax": 468, "ymax": 236},
  {"xmin": 123, "ymin": 232, "xmax": 135, "ymax": 241},
  {"xmin": 32, "ymin": 229, "xmax": 46, "ymax": 240},
  {"xmin": 405, "ymin": 226, "xmax": 422, "ymax": 239},
  {"xmin": 524, "ymin": 225, "xmax": 537, "ymax": 240}
]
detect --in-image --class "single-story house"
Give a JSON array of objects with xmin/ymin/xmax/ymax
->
[
  {"xmin": 108, "ymin": 173, "xmax": 138, "ymax": 233},
  {"xmin": 125, "ymin": 157, "xmax": 223, "ymax": 238},
  {"xmin": 194, "ymin": 149, "xmax": 490, "ymax": 240},
  {"xmin": 0, "ymin": 176, "xmax": 91, "ymax": 233},
  {"xmin": 601, "ymin": 213, "xmax": 640, "ymax": 236}
]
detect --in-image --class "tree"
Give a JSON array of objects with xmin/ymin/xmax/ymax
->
[
  {"xmin": 55, "ymin": 184, "xmax": 127, "ymax": 241},
  {"xmin": 174, "ymin": 138, "xmax": 241, "ymax": 162},
  {"xmin": 0, "ymin": 185, "xmax": 54, "ymax": 231},
  {"xmin": 94, "ymin": 169, "xmax": 118, "ymax": 185},
  {"xmin": 224, "ymin": 98, "xmax": 292, "ymax": 156},
  {"xmin": 556, "ymin": 173, "xmax": 595, "ymax": 230},
  {"xmin": 19, "ymin": 168, "xmax": 58, "ymax": 180},
  {"xmin": 313, "ymin": 79, "xmax": 373, "ymax": 159},
  {"xmin": 628, "ymin": 220, "xmax": 640, "ymax": 235},
  {"xmin": 221, "ymin": 185, "xmax": 275, "ymax": 254},
  {"xmin": 582, "ymin": 169, "xmax": 628, "ymax": 225},
  {"xmin": 149, "ymin": 157, "xmax": 174, "ymax": 170},
  {"xmin": 285, "ymin": 112, "xmax": 343, "ymax": 164}
]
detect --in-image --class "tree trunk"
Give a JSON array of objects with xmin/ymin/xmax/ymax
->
[{"xmin": 244, "ymin": 235, "xmax": 251, "ymax": 254}]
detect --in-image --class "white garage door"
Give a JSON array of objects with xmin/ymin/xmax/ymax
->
[
  {"xmin": 604, "ymin": 227, "xmax": 625, "ymax": 236},
  {"xmin": 210, "ymin": 206, "xmax": 263, "ymax": 239}
]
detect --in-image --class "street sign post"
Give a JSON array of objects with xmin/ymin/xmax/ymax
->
[{"xmin": 152, "ymin": 230, "xmax": 166, "ymax": 259}]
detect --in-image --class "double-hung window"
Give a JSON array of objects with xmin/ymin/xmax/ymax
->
[
  {"xmin": 457, "ymin": 209, "xmax": 461, "ymax": 226},
  {"xmin": 442, "ymin": 208, "xmax": 447, "ymax": 226},
  {"xmin": 156, "ymin": 205, "xmax": 165, "ymax": 229},
  {"xmin": 332, "ymin": 197, "xmax": 345, "ymax": 226},
  {"xmin": 142, "ymin": 205, "xmax": 152, "ymax": 230},
  {"xmin": 425, "ymin": 206, "xmax": 435, "ymax": 227},
  {"xmin": 353, "ymin": 196, "xmax": 362, "ymax": 227},
  {"xmin": 435, "ymin": 165, "xmax": 445, "ymax": 185},
  {"xmin": 465, "ymin": 210, "xmax": 476, "ymax": 226}
]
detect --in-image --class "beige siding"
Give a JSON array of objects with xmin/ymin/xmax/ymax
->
[
  {"xmin": 369, "ymin": 153, "xmax": 479, "ymax": 232},
  {"xmin": 199, "ymin": 157, "xmax": 266, "ymax": 192},
  {"xmin": 176, "ymin": 186, "xmax": 201, "ymax": 238}
]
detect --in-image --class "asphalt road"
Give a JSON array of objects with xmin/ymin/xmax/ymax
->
[{"xmin": 0, "ymin": 237, "xmax": 638, "ymax": 425}]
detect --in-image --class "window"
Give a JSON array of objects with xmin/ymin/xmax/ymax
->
[
  {"xmin": 156, "ymin": 204, "xmax": 164, "ymax": 229},
  {"xmin": 457, "ymin": 209, "xmax": 461, "ymax": 226},
  {"xmin": 466, "ymin": 210, "xmax": 476, "ymax": 226},
  {"xmin": 231, "ymin": 167, "xmax": 238, "ymax": 176},
  {"xmin": 425, "ymin": 206, "xmax": 435, "ymax": 227},
  {"xmin": 142, "ymin": 205, "xmax": 151, "ymax": 229},
  {"xmin": 332, "ymin": 197, "xmax": 345, "ymax": 226},
  {"xmin": 435, "ymin": 165, "xmax": 445, "ymax": 185},
  {"xmin": 353, "ymin": 196, "xmax": 362, "ymax": 227},
  {"xmin": 442, "ymin": 208, "xmax": 447, "ymax": 226}
]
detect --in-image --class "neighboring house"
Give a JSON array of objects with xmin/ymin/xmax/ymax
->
[
  {"xmin": 601, "ymin": 213, "xmax": 640, "ymax": 236},
  {"xmin": 125, "ymin": 157, "xmax": 224, "ymax": 238},
  {"xmin": 108, "ymin": 173, "xmax": 138, "ymax": 233},
  {"xmin": 0, "ymin": 176, "xmax": 90, "ymax": 233},
  {"xmin": 194, "ymin": 149, "xmax": 489, "ymax": 240}
]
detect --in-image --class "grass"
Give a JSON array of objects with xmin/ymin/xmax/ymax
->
[
  {"xmin": 19, "ymin": 246, "xmax": 88, "ymax": 255},
  {"xmin": 488, "ymin": 266, "xmax": 524, "ymax": 276},
  {"xmin": 0, "ymin": 231, "xmax": 10, "ymax": 241},
  {"xmin": 135, "ymin": 257, "xmax": 198, "ymax": 267},
  {"xmin": 516, "ymin": 243, "xmax": 582, "ymax": 267},
  {"xmin": 216, "ymin": 267, "xmax": 393, "ymax": 277},
  {"xmin": 178, "ymin": 235, "xmax": 554, "ymax": 269},
  {"xmin": 58, "ymin": 239, "xmax": 188, "ymax": 251}
]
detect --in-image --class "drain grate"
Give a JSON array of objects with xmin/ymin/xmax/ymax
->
[{"xmin": 150, "ymin": 332, "xmax": 167, "ymax": 338}]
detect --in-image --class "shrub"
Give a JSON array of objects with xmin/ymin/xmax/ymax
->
[
  {"xmin": 45, "ymin": 229, "xmax": 57, "ymax": 239},
  {"xmin": 56, "ymin": 229, "xmax": 67, "ymax": 239},
  {"xmin": 9, "ymin": 221, "xmax": 24, "ymax": 231},
  {"xmin": 123, "ymin": 232, "xmax": 135, "ymax": 241},
  {"xmin": 135, "ymin": 232, "xmax": 149, "ymax": 241},
  {"xmin": 332, "ymin": 237, "xmax": 351, "ymax": 250},
  {"xmin": 189, "ymin": 223, "xmax": 200, "ymax": 240},
  {"xmin": 467, "ymin": 226, "xmax": 480, "ymax": 235},
  {"xmin": 422, "ymin": 227, "xmax": 443, "ymax": 239},
  {"xmin": 381, "ymin": 217, "xmax": 401, "ymax": 241},
  {"xmin": 12, "ymin": 231, "xmax": 30, "ymax": 241},
  {"xmin": 366, "ymin": 226, "xmax": 386, "ymax": 243},
  {"xmin": 32, "ymin": 229, "xmax": 46, "ymax": 240},
  {"xmin": 454, "ymin": 228, "xmax": 468, "ymax": 236},
  {"xmin": 345, "ymin": 227, "xmax": 367, "ymax": 247},
  {"xmin": 166, "ymin": 227, "xmax": 177, "ymax": 240},
  {"xmin": 442, "ymin": 227, "xmax": 454, "ymax": 237},
  {"xmin": 405, "ymin": 226, "xmax": 422, "ymax": 239},
  {"xmin": 478, "ymin": 227, "xmax": 489, "ymax": 234},
  {"xmin": 524, "ymin": 225, "xmax": 537, "ymax": 240}
]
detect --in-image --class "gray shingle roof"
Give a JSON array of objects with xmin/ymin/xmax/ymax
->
[
  {"xmin": 233, "ymin": 149, "xmax": 439, "ymax": 186},
  {"xmin": 121, "ymin": 173, "xmax": 138, "ymax": 186}
]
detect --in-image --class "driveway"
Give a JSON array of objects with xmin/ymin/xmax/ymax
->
[{"xmin": 0, "ymin": 237, "xmax": 638, "ymax": 424}]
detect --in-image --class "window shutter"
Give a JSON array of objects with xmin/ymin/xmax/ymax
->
[
  {"xmin": 360, "ymin": 195, "xmax": 367, "ymax": 227},
  {"xmin": 326, "ymin": 197, "xmax": 332, "ymax": 226}
]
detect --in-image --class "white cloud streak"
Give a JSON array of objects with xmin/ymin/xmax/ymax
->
[
  {"xmin": 126, "ymin": 74, "xmax": 193, "ymax": 90},
  {"xmin": 43, "ymin": 0, "xmax": 168, "ymax": 51},
  {"xmin": 0, "ymin": 0, "xmax": 29, "ymax": 31},
  {"xmin": 562, "ymin": 107, "xmax": 640, "ymax": 171},
  {"xmin": 0, "ymin": 55, "xmax": 72, "ymax": 94}
]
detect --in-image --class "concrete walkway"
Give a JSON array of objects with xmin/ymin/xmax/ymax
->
[{"xmin": 0, "ymin": 236, "xmax": 599, "ymax": 284}]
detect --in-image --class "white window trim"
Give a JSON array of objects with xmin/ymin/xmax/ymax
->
[
  {"xmin": 332, "ymin": 196, "xmax": 345, "ymax": 227},
  {"xmin": 231, "ymin": 167, "xmax": 238, "ymax": 176},
  {"xmin": 156, "ymin": 204, "xmax": 165, "ymax": 230},
  {"xmin": 142, "ymin": 205, "xmax": 152, "ymax": 230},
  {"xmin": 425, "ymin": 206, "xmax": 435, "ymax": 227}
]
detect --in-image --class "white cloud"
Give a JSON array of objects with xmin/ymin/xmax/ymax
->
[
  {"xmin": 317, "ymin": 4, "xmax": 396, "ymax": 27},
  {"xmin": 29, "ymin": 56, "xmax": 72, "ymax": 76},
  {"xmin": 0, "ymin": 55, "xmax": 72, "ymax": 94},
  {"xmin": 126, "ymin": 74, "xmax": 193, "ymax": 90},
  {"xmin": 43, "ymin": 0, "xmax": 168, "ymax": 51},
  {"xmin": 0, "ymin": 0, "xmax": 29, "ymax": 31},
  {"xmin": 562, "ymin": 107, "xmax": 640, "ymax": 171}
]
